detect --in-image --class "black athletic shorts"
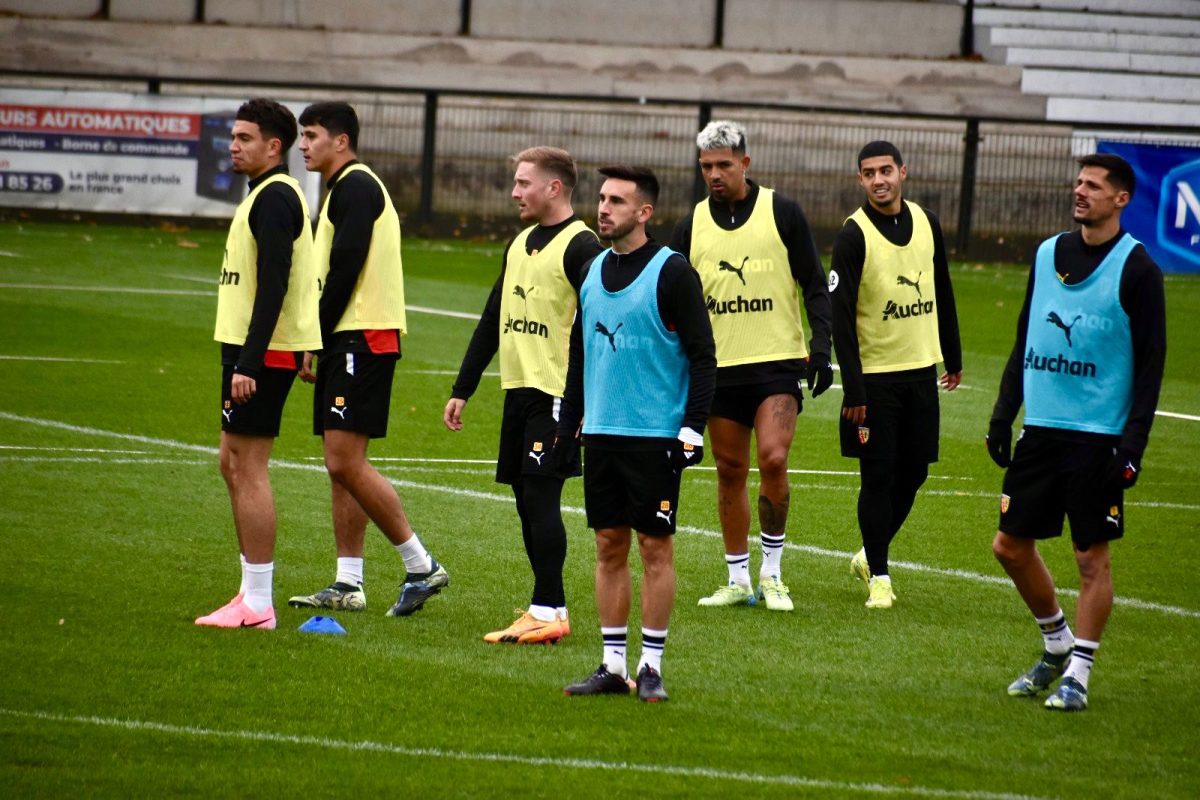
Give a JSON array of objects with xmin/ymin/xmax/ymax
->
[
  {"xmin": 312, "ymin": 351, "xmax": 397, "ymax": 439},
  {"xmin": 583, "ymin": 446, "xmax": 682, "ymax": 536},
  {"xmin": 496, "ymin": 388, "xmax": 579, "ymax": 485},
  {"xmin": 999, "ymin": 428, "xmax": 1124, "ymax": 549},
  {"xmin": 221, "ymin": 364, "xmax": 298, "ymax": 437},
  {"xmin": 709, "ymin": 378, "xmax": 804, "ymax": 429},
  {"xmin": 839, "ymin": 378, "xmax": 939, "ymax": 463}
]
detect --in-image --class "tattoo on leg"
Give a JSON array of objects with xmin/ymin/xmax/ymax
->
[
  {"xmin": 758, "ymin": 492, "xmax": 790, "ymax": 535},
  {"xmin": 771, "ymin": 395, "xmax": 798, "ymax": 430}
]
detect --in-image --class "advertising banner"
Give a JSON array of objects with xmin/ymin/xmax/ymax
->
[
  {"xmin": 1096, "ymin": 140, "xmax": 1200, "ymax": 274},
  {"xmin": 0, "ymin": 88, "xmax": 318, "ymax": 218}
]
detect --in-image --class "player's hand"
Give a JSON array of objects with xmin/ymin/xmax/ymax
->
[
  {"xmin": 986, "ymin": 420, "xmax": 1012, "ymax": 468},
  {"xmin": 667, "ymin": 427, "xmax": 704, "ymax": 472},
  {"xmin": 551, "ymin": 434, "xmax": 581, "ymax": 476},
  {"xmin": 231, "ymin": 372, "xmax": 256, "ymax": 405},
  {"xmin": 940, "ymin": 371, "xmax": 962, "ymax": 391},
  {"xmin": 841, "ymin": 405, "xmax": 866, "ymax": 425},
  {"xmin": 299, "ymin": 351, "xmax": 317, "ymax": 384},
  {"xmin": 1105, "ymin": 449, "xmax": 1141, "ymax": 490},
  {"xmin": 806, "ymin": 353, "xmax": 834, "ymax": 398},
  {"xmin": 443, "ymin": 397, "xmax": 466, "ymax": 431}
]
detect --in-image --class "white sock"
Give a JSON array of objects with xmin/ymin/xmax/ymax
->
[
  {"xmin": 242, "ymin": 561, "xmax": 273, "ymax": 613},
  {"xmin": 396, "ymin": 534, "xmax": 432, "ymax": 575},
  {"xmin": 555, "ymin": 606, "xmax": 568, "ymax": 620},
  {"xmin": 725, "ymin": 552, "xmax": 751, "ymax": 587},
  {"xmin": 638, "ymin": 627, "xmax": 668, "ymax": 675},
  {"xmin": 238, "ymin": 554, "xmax": 249, "ymax": 596},
  {"xmin": 528, "ymin": 604, "xmax": 557, "ymax": 623},
  {"xmin": 601, "ymin": 626, "xmax": 628, "ymax": 678},
  {"xmin": 336, "ymin": 557, "xmax": 364, "ymax": 587},
  {"xmin": 760, "ymin": 532, "xmax": 785, "ymax": 580},
  {"xmin": 1035, "ymin": 610, "xmax": 1075, "ymax": 656},
  {"xmin": 1064, "ymin": 639, "xmax": 1099, "ymax": 690}
]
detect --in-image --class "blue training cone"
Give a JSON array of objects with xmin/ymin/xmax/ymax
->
[{"xmin": 298, "ymin": 616, "xmax": 347, "ymax": 635}]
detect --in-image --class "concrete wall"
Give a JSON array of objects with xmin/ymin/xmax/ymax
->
[
  {"xmin": 469, "ymin": 0, "xmax": 717, "ymax": 48},
  {"xmin": 109, "ymin": 0, "xmax": 194, "ymax": 23},
  {"xmin": 204, "ymin": 0, "xmax": 460, "ymax": 36},
  {"xmin": 0, "ymin": 0, "xmax": 99, "ymax": 16},
  {"xmin": 726, "ymin": 0, "xmax": 963, "ymax": 58}
]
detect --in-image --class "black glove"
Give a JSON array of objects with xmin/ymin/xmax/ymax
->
[
  {"xmin": 1106, "ymin": 449, "xmax": 1140, "ymax": 490},
  {"xmin": 551, "ymin": 434, "xmax": 582, "ymax": 477},
  {"xmin": 806, "ymin": 353, "xmax": 833, "ymax": 398},
  {"xmin": 986, "ymin": 420, "xmax": 1012, "ymax": 468},
  {"xmin": 667, "ymin": 428, "xmax": 704, "ymax": 472}
]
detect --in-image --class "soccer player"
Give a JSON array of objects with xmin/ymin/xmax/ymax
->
[
  {"xmin": 988, "ymin": 153, "xmax": 1166, "ymax": 711},
  {"xmin": 560, "ymin": 165, "xmax": 716, "ymax": 702},
  {"xmin": 197, "ymin": 98, "xmax": 320, "ymax": 630},
  {"xmin": 671, "ymin": 120, "xmax": 831, "ymax": 613},
  {"xmin": 830, "ymin": 140, "xmax": 962, "ymax": 609},
  {"xmin": 444, "ymin": 147, "xmax": 603, "ymax": 644},
  {"xmin": 286, "ymin": 101, "xmax": 449, "ymax": 618}
]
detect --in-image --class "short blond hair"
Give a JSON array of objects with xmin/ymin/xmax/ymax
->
[{"xmin": 512, "ymin": 146, "xmax": 578, "ymax": 191}]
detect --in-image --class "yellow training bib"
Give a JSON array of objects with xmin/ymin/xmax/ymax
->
[
  {"xmin": 689, "ymin": 187, "xmax": 808, "ymax": 366},
  {"xmin": 850, "ymin": 200, "xmax": 942, "ymax": 373},
  {"xmin": 214, "ymin": 173, "xmax": 321, "ymax": 351}
]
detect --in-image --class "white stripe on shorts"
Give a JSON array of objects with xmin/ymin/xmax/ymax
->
[
  {"xmin": 346, "ymin": 353, "xmax": 355, "ymax": 376},
  {"xmin": 552, "ymin": 396, "xmax": 561, "ymax": 422}
]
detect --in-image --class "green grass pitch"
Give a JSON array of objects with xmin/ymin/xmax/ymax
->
[{"xmin": 0, "ymin": 220, "xmax": 1197, "ymax": 798}]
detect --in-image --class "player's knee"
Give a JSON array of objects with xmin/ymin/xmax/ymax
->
[
  {"xmin": 323, "ymin": 453, "xmax": 361, "ymax": 486},
  {"xmin": 757, "ymin": 447, "xmax": 790, "ymax": 479},
  {"xmin": 992, "ymin": 532, "xmax": 1025, "ymax": 566},
  {"xmin": 714, "ymin": 454, "xmax": 750, "ymax": 483},
  {"xmin": 1074, "ymin": 546, "xmax": 1111, "ymax": 582}
]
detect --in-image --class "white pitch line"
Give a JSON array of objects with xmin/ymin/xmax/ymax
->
[
  {"xmin": 0, "ymin": 456, "xmax": 210, "ymax": 466},
  {"xmin": 0, "ymin": 445, "xmax": 156, "ymax": 454},
  {"xmin": 0, "ymin": 708, "xmax": 1050, "ymax": 800},
  {"xmin": 1157, "ymin": 410, "xmax": 1200, "ymax": 422},
  {"xmin": 0, "ymin": 282, "xmax": 213, "ymax": 297},
  {"xmin": 405, "ymin": 369, "xmax": 499, "ymax": 377},
  {"xmin": 1, "ymin": 410, "xmax": 1196, "ymax": 619},
  {"xmin": 0, "ymin": 354, "xmax": 124, "ymax": 364},
  {"xmin": 407, "ymin": 304, "xmax": 481, "ymax": 320}
]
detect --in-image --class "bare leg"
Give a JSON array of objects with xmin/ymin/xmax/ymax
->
[
  {"xmin": 992, "ymin": 530, "xmax": 1060, "ymax": 618},
  {"xmin": 708, "ymin": 416, "xmax": 752, "ymax": 557},
  {"xmin": 595, "ymin": 527, "xmax": 632, "ymax": 628},
  {"xmin": 323, "ymin": 429, "xmax": 414, "ymax": 545},
  {"xmin": 1073, "ymin": 542, "xmax": 1112, "ymax": 642},
  {"xmin": 638, "ymin": 533, "xmax": 676, "ymax": 630},
  {"xmin": 218, "ymin": 431, "xmax": 276, "ymax": 563}
]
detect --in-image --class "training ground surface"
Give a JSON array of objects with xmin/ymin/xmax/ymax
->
[{"xmin": 0, "ymin": 221, "xmax": 1197, "ymax": 798}]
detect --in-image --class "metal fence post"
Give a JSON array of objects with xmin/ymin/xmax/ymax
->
[
  {"xmin": 692, "ymin": 102, "xmax": 713, "ymax": 202},
  {"xmin": 960, "ymin": 0, "xmax": 975, "ymax": 57},
  {"xmin": 956, "ymin": 118, "xmax": 980, "ymax": 255},
  {"xmin": 419, "ymin": 91, "xmax": 438, "ymax": 223},
  {"xmin": 713, "ymin": 0, "xmax": 726, "ymax": 48},
  {"xmin": 459, "ymin": 0, "xmax": 471, "ymax": 36}
]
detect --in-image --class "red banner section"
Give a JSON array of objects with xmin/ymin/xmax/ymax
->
[{"xmin": 0, "ymin": 105, "xmax": 199, "ymax": 139}]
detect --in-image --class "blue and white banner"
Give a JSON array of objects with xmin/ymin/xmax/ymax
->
[{"xmin": 1097, "ymin": 140, "xmax": 1200, "ymax": 274}]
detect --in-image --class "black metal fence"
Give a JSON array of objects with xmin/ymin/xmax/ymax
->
[{"xmin": 340, "ymin": 89, "xmax": 1197, "ymax": 259}]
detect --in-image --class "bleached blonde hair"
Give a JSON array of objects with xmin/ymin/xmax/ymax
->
[{"xmin": 696, "ymin": 120, "xmax": 747, "ymax": 153}]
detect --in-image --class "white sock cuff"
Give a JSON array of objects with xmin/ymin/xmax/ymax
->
[{"xmin": 243, "ymin": 561, "xmax": 273, "ymax": 574}]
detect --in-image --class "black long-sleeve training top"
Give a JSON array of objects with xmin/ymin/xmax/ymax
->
[
  {"xmin": 991, "ymin": 228, "xmax": 1166, "ymax": 459},
  {"xmin": 830, "ymin": 201, "xmax": 963, "ymax": 407}
]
